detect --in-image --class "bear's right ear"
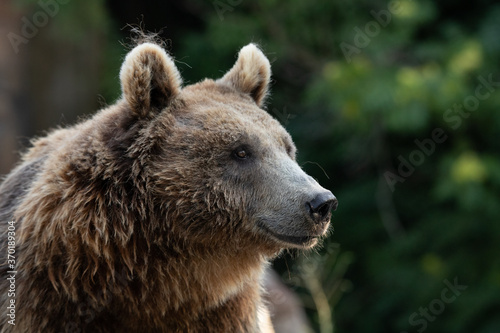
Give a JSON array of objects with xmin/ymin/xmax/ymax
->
[{"xmin": 119, "ymin": 43, "xmax": 182, "ymax": 118}]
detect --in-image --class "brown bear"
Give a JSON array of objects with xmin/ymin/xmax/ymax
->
[{"xmin": 0, "ymin": 40, "xmax": 337, "ymax": 332}]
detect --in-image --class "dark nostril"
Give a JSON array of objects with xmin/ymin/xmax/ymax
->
[{"xmin": 307, "ymin": 191, "xmax": 338, "ymax": 222}]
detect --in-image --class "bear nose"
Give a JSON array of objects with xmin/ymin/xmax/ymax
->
[{"xmin": 306, "ymin": 191, "xmax": 338, "ymax": 222}]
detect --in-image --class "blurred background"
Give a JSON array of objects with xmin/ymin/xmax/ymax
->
[{"xmin": 1, "ymin": 0, "xmax": 500, "ymax": 332}]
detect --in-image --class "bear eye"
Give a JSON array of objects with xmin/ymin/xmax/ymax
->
[
  {"xmin": 233, "ymin": 147, "xmax": 251, "ymax": 160},
  {"xmin": 235, "ymin": 149, "xmax": 248, "ymax": 159}
]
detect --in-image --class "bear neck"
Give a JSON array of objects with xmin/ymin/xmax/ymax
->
[{"xmin": 113, "ymin": 233, "xmax": 273, "ymax": 319}]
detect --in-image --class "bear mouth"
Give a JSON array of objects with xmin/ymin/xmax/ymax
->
[{"xmin": 257, "ymin": 222, "xmax": 320, "ymax": 247}]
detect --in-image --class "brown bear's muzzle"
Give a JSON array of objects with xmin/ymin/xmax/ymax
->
[{"xmin": 306, "ymin": 191, "xmax": 338, "ymax": 224}]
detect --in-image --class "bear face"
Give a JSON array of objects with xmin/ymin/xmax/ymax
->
[{"xmin": 118, "ymin": 43, "xmax": 337, "ymax": 252}]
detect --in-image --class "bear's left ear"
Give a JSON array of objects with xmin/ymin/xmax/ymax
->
[
  {"xmin": 218, "ymin": 44, "xmax": 271, "ymax": 107},
  {"xmin": 120, "ymin": 43, "xmax": 182, "ymax": 118}
]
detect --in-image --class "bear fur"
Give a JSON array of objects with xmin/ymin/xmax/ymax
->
[{"xmin": 0, "ymin": 40, "xmax": 336, "ymax": 332}]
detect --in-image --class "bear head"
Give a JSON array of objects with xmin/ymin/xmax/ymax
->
[{"xmin": 117, "ymin": 42, "xmax": 337, "ymax": 253}]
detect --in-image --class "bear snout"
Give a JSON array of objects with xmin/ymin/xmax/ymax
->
[{"xmin": 306, "ymin": 191, "xmax": 338, "ymax": 224}]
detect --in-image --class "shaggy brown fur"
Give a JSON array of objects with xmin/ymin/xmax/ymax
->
[{"xmin": 0, "ymin": 42, "xmax": 336, "ymax": 332}]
